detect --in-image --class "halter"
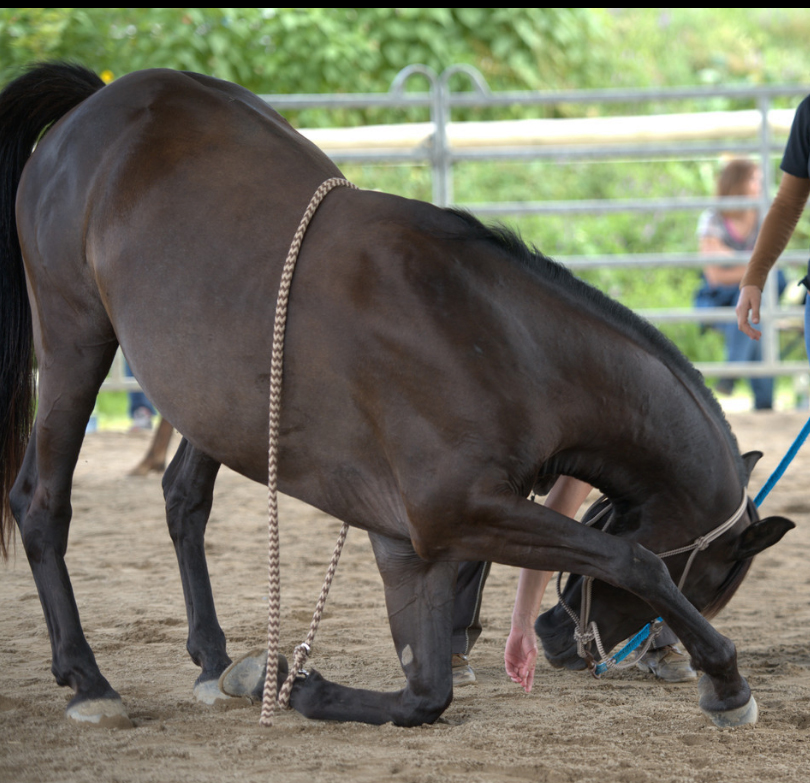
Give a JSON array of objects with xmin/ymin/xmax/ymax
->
[{"xmin": 555, "ymin": 489, "xmax": 749, "ymax": 676}]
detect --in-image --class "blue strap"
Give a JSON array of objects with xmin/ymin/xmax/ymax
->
[
  {"xmin": 594, "ymin": 412, "xmax": 810, "ymax": 676},
  {"xmin": 753, "ymin": 413, "xmax": 810, "ymax": 507},
  {"xmin": 594, "ymin": 620, "xmax": 657, "ymax": 676}
]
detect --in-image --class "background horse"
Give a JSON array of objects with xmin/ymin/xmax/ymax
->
[
  {"xmin": 128, "ymin": 416, "xmax": 174, "ymax": 476},
  {"xmin": 0, "ymin": 63, "xmax": 793, "ymax": 729}
]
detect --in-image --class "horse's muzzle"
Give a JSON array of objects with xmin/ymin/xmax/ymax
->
[{"xmin": 535, "ymin": 605, "xmax": 588, "ymax": 671}]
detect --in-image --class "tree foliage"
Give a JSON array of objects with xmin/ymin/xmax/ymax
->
[
  {"xmin": 0, "ymin": 8, "xmax": 604, "ymax": 93},
  {"xmin": 2, "ymin": 8, "xmax": 807, "ymax": 96},
  {"xmin": 2, "ymin": 8, "xmax": 808, "ymax": 376}
]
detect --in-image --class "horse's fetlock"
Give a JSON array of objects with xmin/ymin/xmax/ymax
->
[{"xmin": 713, "ymin": 635, "xmax": 737, "ymax": 671}]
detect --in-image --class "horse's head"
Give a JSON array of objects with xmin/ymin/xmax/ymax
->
[{"xmin": 536, "ymin": 452, "xmax": 794, "ymax": 671}]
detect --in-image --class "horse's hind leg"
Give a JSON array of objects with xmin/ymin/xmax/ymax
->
[
  {"xmin": 161, "ymin": 438, "xmax": 235, "ymax": 704},
  {"xmin": 10, "ymin": 332, "xmax": 125, "ymax": 724},
  {"xmin": 128, "ymin": 416, "xmax": 174, "ymax": 476},
  {"xmin": 287, "ymin": 532, "xmax": 456, "ymax": 726}
]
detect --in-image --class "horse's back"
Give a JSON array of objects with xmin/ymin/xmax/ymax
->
[
  {"xmin": 15, "ymin": 68, "xmax": 540, "ymax": 534},
  {"xmin": 16, "ymin": 69, "xmax": 347, "ymax": 464},
  {"xmin": 21, "ymin": 69, "xmax": 339, "ymax": 248}
]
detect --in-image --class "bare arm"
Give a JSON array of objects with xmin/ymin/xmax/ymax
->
[
  {"xmin": 505, "ymin": 476, "xmax": 592, "ymax": 693},
  {"xmin": 740, "ymin": 172, "xmax": 810, "ymax": 291},
  {"xmin": 736, "ymin": 173, "xmax": 810, "ymax": 340}
]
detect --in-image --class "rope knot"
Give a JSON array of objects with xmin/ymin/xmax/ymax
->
[
  {"xmin": 292, "ymin": 642, "xmax": 311, "ymax": 671},
  {"xmin": 574, "ymin": 626, "xmax": 595, "ymax": 644}
]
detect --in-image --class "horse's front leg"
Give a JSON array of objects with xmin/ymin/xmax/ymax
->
[
  {"xmin": 421, "ymin": 493, "xmax": 755, "ymax": 727},
  {"xmin": 162, "ymin": 438, "xmax": 234, "ymax": 705},
  {"xmin": 220, "ymin": 534, "xmax": 458, "ymax": 726},
  {"xmin": 282, "ymin": 532, "xmax": 456, "ymax": 726}
]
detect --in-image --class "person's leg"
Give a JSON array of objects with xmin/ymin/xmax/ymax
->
[
  {"xmin": 738, "ymin": 322, "xmax": 774, "ymax": 409},
  {"xmin": 725, "ymin": 320, "xmax": 773, "ymax": 410},
  {"xmin": 451, "ymin": 561, "xmax": 491, "ymax": 655},
  {"xmin": 450, "ymin": 561, "xmax": 491, "ymax": 685},
  {"xmin": 805, "ymin": 291, "xmax": 810, "ymax": 360}
]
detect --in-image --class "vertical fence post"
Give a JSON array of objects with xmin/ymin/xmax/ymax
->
[
  {"xmin": 387, "ymin": 65, "xmax": 441, "ymax": 203},
  {"xmin": 437, "ymin": 65, "xmax": 492, "ymax": 209}
]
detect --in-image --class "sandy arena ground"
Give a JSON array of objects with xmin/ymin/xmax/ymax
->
[{"xmin": 2, "ymin": 410, "xmax": 810, "ymax": 783}]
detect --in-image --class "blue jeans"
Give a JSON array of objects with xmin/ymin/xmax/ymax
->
[
  {"xmin": 805, "ymin": 295, "xmax": 810, "ymax": 364},
  {"xmin": 720, "ymin": 320, "xmax": 774, "ymax": 410},
  {"xmin": 124, "ymin": 361, "xmax": 156, "ymax": 418},
  {"xmin": 696, "ymin": 282, "xmax": 775, "ymax": 410}
]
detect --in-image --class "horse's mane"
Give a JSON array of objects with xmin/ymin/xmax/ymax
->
[
  {"xmin": 440, "ymin": 208, "xmax": 743, "ymax": 469},
  {"xmin": 439, "ymin": 208, "xmax": 752, "ymax": 617}
]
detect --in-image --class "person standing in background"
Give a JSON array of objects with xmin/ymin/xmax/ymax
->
[{"xmin": 695, "ymin": 158, "xmax": 784, "ymax": 410}]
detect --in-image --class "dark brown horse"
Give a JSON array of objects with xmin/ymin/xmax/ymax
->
[{"xmin": 0, "ymin": 63, "xmax": 793, "ymax": 729}]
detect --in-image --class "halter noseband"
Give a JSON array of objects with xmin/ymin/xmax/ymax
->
[{"xmin": 556, "ymin": 489, "xmax": 749, "ymax": 676}]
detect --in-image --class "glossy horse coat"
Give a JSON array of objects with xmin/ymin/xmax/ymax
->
[{"xmin": 0, "ymin": 64, "xmax": 793, "ymax": 728}]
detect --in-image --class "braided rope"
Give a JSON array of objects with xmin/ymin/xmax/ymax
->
[
  {"xmin": 260, "ymin": 177, "xmax": 357, "ymax": 728},
  {"xmin": 276, "ymin": 521, "xmax": 349, "ymax": 708}
]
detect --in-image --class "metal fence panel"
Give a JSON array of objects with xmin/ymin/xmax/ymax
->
[{"xmin": 101, "ymin": 67, "xmax": 810, "ymax": 392}]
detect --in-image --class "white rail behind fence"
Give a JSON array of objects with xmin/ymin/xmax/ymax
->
[{"xmin": 101, "ymin": 67, "xmax": 810, "ymax": 394}]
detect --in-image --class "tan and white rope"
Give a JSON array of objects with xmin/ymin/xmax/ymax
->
[{"xmin": 260, "ymin": 177, "xmax": 357, "ymax": 727}]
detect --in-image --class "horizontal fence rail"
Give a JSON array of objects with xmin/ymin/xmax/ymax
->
[{"xmin": 102, "ymin": 67, "xmax": 810, "ymax": 395}]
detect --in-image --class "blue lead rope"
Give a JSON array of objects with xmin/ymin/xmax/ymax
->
[
  {"xmin": 593, "ymin": 412, "xmax": 810, "ymax": 677},
  {"xmin": 753, "ymin": 413, "xmax": 810, "ymax": 507},
  {"xmin": 601, "ymin": 620, "xmax": 658, "ymax": 670}
]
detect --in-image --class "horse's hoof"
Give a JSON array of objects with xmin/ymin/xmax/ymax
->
[
  {"xmin": 701, "ymin": 694, "xmax": 758, "ymax": 728},
  {"xmin": 698, "ymin": 674, "xmax": 758, "ymax": 728},
  {"xmin": 219, "ymin": 648, "xmax": 267, "ymax": 701},
  {"xmin": 193, "ymin": 678, "xmax": 251, "ymax": 710},
  {"xmin": 219, "ymin": 649, "xmax": 290, "ymax": 702},
  {"xmin": 66, "ymin": 697, "xmax": 133, "ymax": 729}
]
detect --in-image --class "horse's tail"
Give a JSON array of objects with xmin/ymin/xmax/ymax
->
[{"xmin": 0, "ymin": 62, "xmax": 104, "ymax": 559}]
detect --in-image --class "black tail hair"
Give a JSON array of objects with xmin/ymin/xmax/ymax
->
[{"xmin": 0, "ymin": 62, "xmax": 104, "ymax": 558}]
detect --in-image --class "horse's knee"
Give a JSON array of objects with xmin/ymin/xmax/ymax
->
[
  {"xmin": 623, "ymin": 541, "xmax": 670, "ymax": 595},
  {"xmin": 407, "ymin": 516, "xmax": 464, "ymax": 562},
  {"xmin": 398, "ymin": 681, "xmax": 453, "ymax": 727}
]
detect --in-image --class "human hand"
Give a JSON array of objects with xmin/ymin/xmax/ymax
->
[
  {"xmin": 504, "ymin": 619, "xmax": 538, "ymax": 694},
  {"xmin": 736, "ymin": 285, "xmax": 762, "ymax": 341}
]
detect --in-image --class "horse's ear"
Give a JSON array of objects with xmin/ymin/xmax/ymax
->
[
  {"xmin": 741, "ymin": 451, "xmax": 763, "ymax": 484},
  {"xmin": 735, "ymin": 516, "xmax": 795, "ymax": 560}
]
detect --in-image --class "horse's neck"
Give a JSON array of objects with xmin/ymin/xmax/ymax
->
[{"xmin": 541, "ymin": 316, "xmax": 743, "ymax": 521}]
